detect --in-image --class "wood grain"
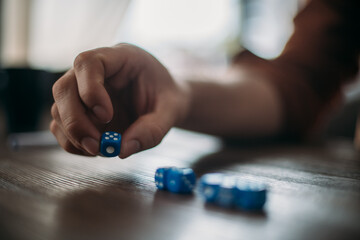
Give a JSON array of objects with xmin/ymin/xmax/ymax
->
[{"xmin": 1, "ymin": 129, "xmax": 359, "ymax": 240}]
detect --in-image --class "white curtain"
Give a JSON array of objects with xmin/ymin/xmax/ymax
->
[
  {"xmin": 1, "ymin": 0, "xmax": 31, "ymax": 67},
  {"xmin": 1, "ymin": 0, "xmax": 130, "ymax": 70}
]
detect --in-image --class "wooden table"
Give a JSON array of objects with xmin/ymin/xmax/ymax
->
[{"xmin": 0, "ymin": 128, "xmax": 359, "ymax": 240}]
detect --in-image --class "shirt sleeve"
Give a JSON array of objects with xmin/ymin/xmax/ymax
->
[{"xmin": 234, "ymin": 0, "xmax": 360, "ymax": 139}]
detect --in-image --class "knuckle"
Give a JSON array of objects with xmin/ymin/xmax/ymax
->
[
  {"xmin": 120, "ymin": 43, "xmax": 138, "ymax": 52},
  {"xmin": 74, "ymin": 50, "xmax": 98, "ymax": 71},
  {"xmin": 52, "ymin": 80, "xmax": 66, "ymax": 101},
  {"xmin": 79, "ymin": 87, "xmax": 96, "ymax": 105},
  {"xmin": 49, "ymin": 120, "xmax": 57, "ymax": 134},
  {"xmin": 74, "ymin": 51, "xmax": 90, "ymax": 66},
  {"xmin": 116, "ymin": 42, "xmax": 132, "ymax": 49},
  {"xmin": 63, "ymin": 117, "xmax": 81, "ymax": 138},
  {"xmin": 51, "ymin": 104, "xmax": 59, "ymax": 120},
  {"xmin": 117, "ymin": 43, "xmax": 140, "ymax": 58}
]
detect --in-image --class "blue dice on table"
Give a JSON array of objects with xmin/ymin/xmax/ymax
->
[
  {"xmin": 167, "ymin": 168, "xmax": 196, "ymax": 194},
  {"xmin": 198, "ymin": 173, "xmax": 267, "ymax": 210},
  {"xmin": 199, "ymin": 173, "xmax": 224, "ymax": 203},
  {"xmin": 100, "ymin": 131, "xmax": 122, "ymax": 157},
  {"xmin": 154, "ymin": 167, "xmax": 196, "ymax": 194},
  {"xmin": 155, "ymin": 167, "xmax": 172, "ymax": 190},
  {"xmin": 235, "ymin": 181, "xmax": 267, "ymax": 210},
  {"xmin": 215, "ymin": 176, "xmax": 238, "ymax": 208}
]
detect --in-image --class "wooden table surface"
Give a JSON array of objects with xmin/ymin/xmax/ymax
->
[{"xmin": 0, "ymin": 128, "xmax": 359, "ymax": 240}]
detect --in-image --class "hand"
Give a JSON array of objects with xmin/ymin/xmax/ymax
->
[{"xmin": 50, "ymin": 43, "xmax": 189, "ymax": 158}]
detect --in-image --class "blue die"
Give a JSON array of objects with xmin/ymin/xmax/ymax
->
[
  {"xmin": 167, "ymin": 168, "xmax": 196, "ymax": 194},
  {"xmin": 199, "ymin": 173, "xmax": 224, "ymax": 203},
  {"xmin": 235, "ymin": 181, "xmax": 267, "ymax": 210},
  {"xmin": 100, "ymin": 131, "xmax": 122, "ymax": 157},
  {"xmin": 154, "ymin": 167, "xmax": 196, "ymax": 194},
  {"xmin": 155, "ymin": 167, "xmax": 172, "ymax": 190},
  {"xmin": 215, "ymin": 176, "xmax": 238, "ymax": 208}
]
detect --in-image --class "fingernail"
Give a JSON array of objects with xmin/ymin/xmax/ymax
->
[
  {"xmin": 81, "ymin": 137, "xmax": 99, "ymax": 155},
  {"xmin": 93, "ymin": 105, "xmax": 110, "ymax": 123},
  {"xmin": 124, "ymin": 140, "xmax": 141, "ymax": 157}
]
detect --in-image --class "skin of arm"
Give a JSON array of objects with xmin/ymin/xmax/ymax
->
[{"xmin": 178, "ymin": 70, "xmax": 283, "ymax": 138}]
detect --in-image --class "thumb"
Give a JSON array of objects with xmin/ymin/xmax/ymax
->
[{"xmin": 119, "ymin": 112, "xmax": 174, "ymax": 158}]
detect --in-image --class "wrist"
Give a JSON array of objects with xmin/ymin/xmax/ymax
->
[{"xmin": 173, "ymin": 80, "xmax": 192, "ymax": 128}]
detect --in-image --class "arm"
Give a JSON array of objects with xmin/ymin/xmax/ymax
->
[
  {"xmin": 178, "ymin": 69, "xmax": 283, "ymax": 138},
  {"xmin": 51, "ymin": 0, "xmax": 359, "ymax": 158},
  {"xmin": 263, "ymin": 0, "xmax": 360, "ymax": 138},
  {"xmin": 51, "ymin": 44, "xmax": 284, "ymax": 160},
  {"xmin": 181, "ymin": 0, "xmax": 359, "ymax": 140}
]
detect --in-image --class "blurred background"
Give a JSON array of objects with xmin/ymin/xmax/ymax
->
[{"xmin": 0, "ymin": 0, "xmax": 358, "ymax": 140}]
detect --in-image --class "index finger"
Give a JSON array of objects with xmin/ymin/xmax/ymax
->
[
  {"xmin": 73, "ymin": 48, "xmax": 114, "ymax": 123},
  {"xmin": 73, "ymin": 44, "xmax": 145, "ymax": 123},
  {"xmin": 52, "ymin": 70, "xmax": 101, "ymax": 155}
]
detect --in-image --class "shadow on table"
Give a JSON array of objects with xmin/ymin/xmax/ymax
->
[
  {"xmin": 54, "ymin": 179, "xmax": 198, "ymax": 240},
  {"xmin": 54, "ymin": 188, "xmax": 155, "ymax": 240},
  {"xmin": 190, "ymin": 137, "xmax": 360, "ymax": 177},
  {"xmin": 54, "ymin": 174, "xmax": 268, "ymax": 240},
  {"xmin": 189, "ymin": 139, "xmax": 288, "ymax": 176}
]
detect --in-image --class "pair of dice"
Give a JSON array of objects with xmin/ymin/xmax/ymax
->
[
  {"xmin": 154, "ymin": 168, "xmax": 267, "ymax": 210},
  {"xmin": 198, "ymin": 173, "xmax": 267, "ymax": 210},
  {"xmin": 155, "ymin": 167, "xmax": 196, "ymax": 194}
]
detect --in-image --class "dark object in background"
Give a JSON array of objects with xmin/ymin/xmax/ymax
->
[
  {"xmin": 3, "ymin": 68, "xmax": 44, "ymax": 133},
  {"xmin": 0, "ymin": 68, "xmax": 63, "ymax": 133}
]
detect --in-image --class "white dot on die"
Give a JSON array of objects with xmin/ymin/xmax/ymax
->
[
  {"xmin": 114, "ymin": 138, "xmax": 118, "ymax": 141},
  {"xmin": 110, "ymin": 135, "xmax": 114, "ymax": 138},
  {"xmin": 105, "ymin": 132, "xmax": 110, "ymax": 135},
  {"xmin": 114, "ymin": 133, "xmax": 118, "ymax": 136},
  {"xmin": 105, "ymin": 137, "xmax": 109, "ymax": 140},
  {"xmin": 106, "ymin": 146, "xmax": 115, "ymax": 154}
]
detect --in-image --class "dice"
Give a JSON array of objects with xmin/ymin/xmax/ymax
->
[
  {"xmin": 154, "ymin": 167, "xmax": 196, "ymax": 194},
  {"xmin": 100, "ymin": 131, "xmax": 122, "ymax": 157},
  {"xmin": 199, "ymin": 173, "xmax": 267, "ymax": 211},
  {"xmin": 198, "ymin": 173, "xmax": 224, "ymax": 203},
  {"xmin": 155, "ymin": 167, "xmax": 172, "ymax": 190},
  {"xmin": 167, "ymin": 168, "xmax": 196, "ymax": 194},
  {"xmin": 155, "ymin": 168, "xmax": 267, "ymax": 210},
  {"xmin": 215, "ymin": 176, "xmax": 238, "ymax": 208},
  {"xmin": 235, "ymin": 181, "xmax": 267, "ymax": 210}
]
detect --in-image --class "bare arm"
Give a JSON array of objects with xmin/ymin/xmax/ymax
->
[
  {"xmin": 178, "ymin": 71, "xmax": 283, "ymax": 138},
  {"xmin": 180, "ymin": 0, "xmax": 359, "ymax": 140}
]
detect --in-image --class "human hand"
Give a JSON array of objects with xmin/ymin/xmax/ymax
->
[{"xmin": 50, "ymin": 43, "xmax": 189, "ymax": 158}]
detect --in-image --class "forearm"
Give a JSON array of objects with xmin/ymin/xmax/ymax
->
[
  {"xmin": 225, "ymin": 0, "xmax": 360, "ymax": 140},
  {"xmin": 267, "ymin": 0, "xmax": 359, "ymax": 138},
  {"xmin": 177, "ymin": 72, "xmax": 283, "ymax": 138}
]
